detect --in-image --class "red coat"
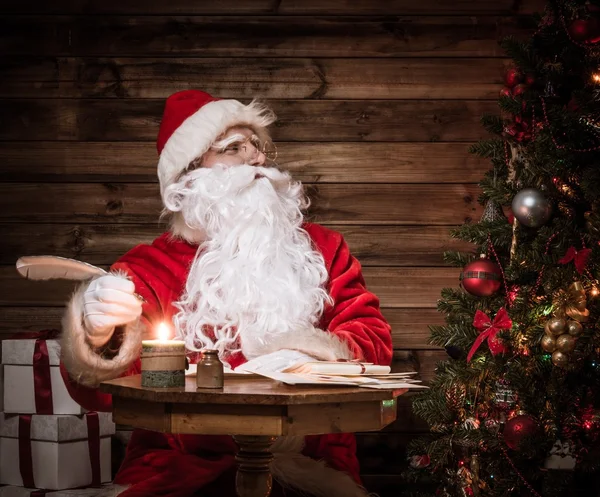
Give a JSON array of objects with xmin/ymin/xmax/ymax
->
[{"xmin": 60, "ymin": 223, "xmax": 393, "ymax": 497}]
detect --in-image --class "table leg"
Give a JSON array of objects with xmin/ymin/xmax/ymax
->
[{"xmin": 233, "ymin": 435, "xmax": 276, "ymax": 497}]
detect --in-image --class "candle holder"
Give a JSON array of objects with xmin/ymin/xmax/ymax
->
[{"xmin": 141, "ymin": 339, "xmax": 186, "ymax": 388}]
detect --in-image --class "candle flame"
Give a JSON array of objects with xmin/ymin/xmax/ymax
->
[{"xmin": 157, "ymin": 322, "xmax": 170, "ymax": 341}]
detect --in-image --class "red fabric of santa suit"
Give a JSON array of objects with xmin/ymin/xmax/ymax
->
[{"xmin": 60, "ymin": 222, "xmax": 393, "ymax": 497}]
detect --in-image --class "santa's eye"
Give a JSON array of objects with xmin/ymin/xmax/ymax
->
[{"xmin": 221, "ymin": 143, "xmax": 242, "ymax": 154}]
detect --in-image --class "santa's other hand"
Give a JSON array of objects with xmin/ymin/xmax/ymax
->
[{"xmin": 82, "ymin": 274, "xmax": 142, "ymax": 348}]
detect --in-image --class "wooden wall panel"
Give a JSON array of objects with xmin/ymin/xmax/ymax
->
[
  {"xmin": 0, "ymin": 224, "xmax": 474, "ymax": 266},
  {"xmin": 0, "ymin": 183, "xmax": 482, "ymax": 224},
  {"xmin": 0, "ymin": 57, "xmax": 509, "ymax": 99},
  {"xmin": 0, "ymin": 99, "xmax": 496, "ymax": 142},
  {"xmin": 0, "ymin": 0, "xmax": 546, "ymax": 15},
  {"xmin": 0, "ymin": 142, "xmax": 488, "ymax": 183},
  {"xmin": 0, "ymin": 266, "xmax": 458, "ymax": 308},
  {"xmin": 0, "ymin": 16, "xmax": 530, "ymax": 57}
]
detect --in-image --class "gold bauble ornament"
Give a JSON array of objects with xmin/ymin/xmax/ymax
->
[
  {"xmin": 567, "ymin": 320, "xmax": 583, "ymax": 337},
  {"xmin": 556, "ymin": 334, "xmax": 576, "ymax": 353},
  {"xmin": 541, "ymin": 335, "xmax": 557, "ymax": 353},
  {"xmin": 552, "ymin": 351, "xmax": 569, "ymax": 367},
  {"xmin": 545, "ymin": 317, "xmax": 567, "ymax": 336}
]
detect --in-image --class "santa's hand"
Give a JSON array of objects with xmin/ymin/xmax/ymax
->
[{"xmin": 82, "ymin": 274, "xmax": 142, "ymax": 348}]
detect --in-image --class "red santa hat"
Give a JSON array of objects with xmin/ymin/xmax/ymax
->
[{"xmin": 156, "ymin": 90, "xmax": 276, "ymax": 194}]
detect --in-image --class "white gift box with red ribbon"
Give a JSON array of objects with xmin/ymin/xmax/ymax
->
[
  {"xmin": 0, "ymin": 412, "xmax": 114, "ymax": 490},
  {"xmin": 2, "ymin": 336, "xmax": 83, "ymax": 415}
]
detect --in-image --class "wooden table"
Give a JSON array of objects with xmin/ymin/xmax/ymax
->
[{"xmin": 100, "ymin": 375, "xmax": 406, "ymax": 497}]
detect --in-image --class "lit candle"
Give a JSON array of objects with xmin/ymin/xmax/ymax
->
[{"xmin": 141, "ymin": 323, "xmax": 186, "ymax": 388}]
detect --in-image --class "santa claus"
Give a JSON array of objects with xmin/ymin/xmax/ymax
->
[{"xmin": 59, "ymin": 90, "xmax": 393, "ymax": 497}]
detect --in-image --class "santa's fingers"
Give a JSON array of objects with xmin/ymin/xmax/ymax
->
[
  {"xmin": 84, "ymin": 301, "xmax": 142, "ymax": 321},
  {"xmin": 85, "ymin": 288, "xmax": 142, "ymax": 308},
  {"xmin": 87, "ymin": 274, "xmax": 135, "ymax": 293}
]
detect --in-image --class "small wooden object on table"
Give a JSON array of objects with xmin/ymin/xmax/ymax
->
[{"xmin": 100, "ymin": 375, "xmax": 406, "ymax": 497}]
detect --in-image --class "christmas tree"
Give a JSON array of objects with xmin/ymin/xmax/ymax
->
[{"xmin": 405, "ymin": 1, "xmax": 600, "ymax": 495}]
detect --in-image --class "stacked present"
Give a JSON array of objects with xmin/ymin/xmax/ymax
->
[{"xmin": 0, "ymin": 332, "xmax": 115, "ymax": 496}]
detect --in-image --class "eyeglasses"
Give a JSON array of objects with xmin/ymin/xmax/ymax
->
[{"xmin": 212, "ymin": 134, "xmax": 278, "ymax": 163}]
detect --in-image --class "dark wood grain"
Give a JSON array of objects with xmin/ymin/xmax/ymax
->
[
  {"xmin": 1, "ymin": 223, "xmax": 474, "ymax": 266},
  {"xmin": 0, "ymin": 99, "xmax": 497, "ymax": 142},
  {"xmin": 0, "ymin": 16, "xmax": 531, "ymax": 58},
  {"xmin": 0, "ymin": 265, "xmax": 459, "ymax": 308},
  {"xmin": 0, "ymin": 142, "xmax": 488, "ymax": 183},
  {"xmin": 0, "ymin": 183, "xmax": 482, "ymax": 225},
  {"xmin": 390, "ymin": 349, "xmax": 447, "ymax": 383},
  {"xmin": 0, "ymin": 0, "xmax": 546, "ymax": 15},
  {"xmin": 0, "ymin": 57, "xmax": 509, "ymax": 99}
]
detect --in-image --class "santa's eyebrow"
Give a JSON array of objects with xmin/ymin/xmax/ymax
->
[{"xmin": 211, "ymin": 134, "xmax": 248, "ymax": 149}]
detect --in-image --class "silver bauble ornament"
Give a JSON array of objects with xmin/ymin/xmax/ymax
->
[{"xmin": 512, "ymin": 188, "xmax": 553, "ymax": 228}]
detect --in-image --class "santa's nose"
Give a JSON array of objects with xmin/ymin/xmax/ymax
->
[{"xmin": 249, "ymin": 150, "xmax": 266, "ymax": 166}]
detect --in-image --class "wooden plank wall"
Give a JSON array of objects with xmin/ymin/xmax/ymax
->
[{"xmin": 0, "ymin": 1, "xmax": 541, "ymax": 494}]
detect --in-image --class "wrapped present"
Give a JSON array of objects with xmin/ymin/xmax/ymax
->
[
  {"xmin": 0, "ymin": 485, "xmax": 112, "ymax": 496},
  {"xmin": 2, "ymin": 332, "xmax": 83, "ymax": 415},
  {"xmin": 0, "ymin": 412, "xmax": 114, "ymax": 490}
]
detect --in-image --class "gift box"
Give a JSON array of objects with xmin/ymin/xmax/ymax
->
[
  {"xmin": 2, "ymin": 336, "xmax": 83, "ymax": 415},
  {"xmin": 0, "ymin": 412, "xmax": 114, "ymax": 490},
  {"xmin": 0, "ymin": 485, "xmax": 110, "ymax": 497}
]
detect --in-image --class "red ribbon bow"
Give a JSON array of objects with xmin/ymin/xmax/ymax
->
[
  {"xmin": 558, "ymin": 246, "xmax": 592, "ymax": 274},
  {"xmin": 467, "ymin": 308, "xmax": 512, "ymax": 363}
]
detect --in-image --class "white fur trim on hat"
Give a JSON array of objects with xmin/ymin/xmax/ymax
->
[
  {"xmin": 61, "ymin": 274, "xmax": 143, "ymax": 388},
  {"xmin": 157, "ymin": 99, "xmax": 276, "ymax": 196}
]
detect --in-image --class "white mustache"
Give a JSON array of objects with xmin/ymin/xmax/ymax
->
[{"xmin": 164, "ymin": 164, "xmax": 291, "ymax": 212}]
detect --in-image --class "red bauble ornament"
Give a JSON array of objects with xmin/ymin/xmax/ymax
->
[
  {"xmin": 568, "ymin": 18, "xmax": 599, "ymax": 42},
  {"xmin": 504, "ymin": 67, "xmax": 523, "ymax": 88},
  {"xmin": 499, "ymin": 86, "xmax": 512, "ymax": 98},
  {"xmin": 503, "ymin": 414, "xmax": 539, "ymax": 450},
  {"xmin": 511, "ymin": 84, "xmax": 528, "ymax": 98},
  {"xmin": 460, "ymin": 256, "xmax": 502, "ymax": 297}
]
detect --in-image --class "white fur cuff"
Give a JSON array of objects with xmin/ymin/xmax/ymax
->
[
  {"xmin": 242, "ymin": 326, "xmax": 355, "ymax": 362},
  {"xmin": 60, "ymin": 275, "xmax": 143, "ymax": 388}
]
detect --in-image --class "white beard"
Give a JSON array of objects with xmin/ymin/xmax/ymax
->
[{"xmin": 163, "ymin": 164, "xmax": 332, "ymax": 360}]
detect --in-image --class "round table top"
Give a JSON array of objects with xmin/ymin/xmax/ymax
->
[{"xmin": 100, "ymin": 374, "xmax": 406, "ymax": 406}]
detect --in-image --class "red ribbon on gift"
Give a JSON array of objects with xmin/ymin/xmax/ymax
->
[
  {"xmin": 467, "ymin": 308, "xmax": 512, "ymax": 363},
  {"xmin": 86, "ymin": 412, "xmax": 101, "ymax": 487},
  {"xmin": 18, "ymin": 414, "xmax": 36, "ymax": 489},
  {"xmin": 558, "ymin": 246, "xmax": 592, "ymax": 275},
  {"xmin": 9, "ymin": 330, "xmax": 61, "ymax": 415},
  {"xmin": 18, "ymin": 412, "xmax": 102, "ymax": 492}
]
